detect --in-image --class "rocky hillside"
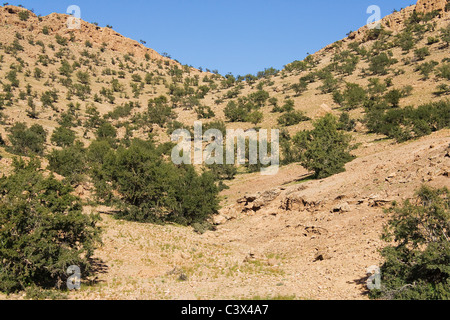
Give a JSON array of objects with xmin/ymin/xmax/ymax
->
[{"xmin": 0, "ymin": 0, "xmax": 449, "ymax": 300}]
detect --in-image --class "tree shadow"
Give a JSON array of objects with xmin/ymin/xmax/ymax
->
[
  {"xmin": 86, "ymin": 257, "xmax": 109, "ymax": 286},
  {"xmin": 348, "ymin": 274, "xmax": 371, "ymax": 298},
  {"xmin": 282, "ymin": 173, "xmax": 315, "ymax": 186}
]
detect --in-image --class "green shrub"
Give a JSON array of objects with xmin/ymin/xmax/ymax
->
[
  {"xmin": 51, "ymin": 126, "xmax": 76, "ymax": 147},
  {"xmin": 440, "ymin": 23, "xmax": 450, "ymax": 47},
  {"xmin": 415, "ymin": 60, "xmax": 439, "ymax": 79},
  {"xmin": 277, "ymin": 111, "xmax": 310, "ymax": 127},
  {"xmin": 55, "ymin": 34, "xmax": 68, "ymax": 46},
  {"xmin": 337, "ymin": 112, "xmax": 356, "ymax": 131},
  {"xmin": 292, "ymin": 114, "xmax": 354, "ymax": 179},
  {"xmin": 291, "ymin": 80, "xmax": 308, "ymax": 96},
  {"xmin": 0, "ymin": 158, "xmax": 101, "ymax": 294},
  {"xmin": 224, "ymin": 100, "xmax": 251, "ymax": 122},
  {"xmin": 8, "ymin": 123, "xmax": 47, "ymax": 156},
  {"xmin": 18, "ymin": 10, "xmax": 30, "ymax": 21},
  {"xmin": 369, "ymin": 52, "xmax": 397, "ymax": 75},
  {"xmin": 384, "ymin": 89, "xmax": 403, "ymax": 108},
  {"xmin": 371, "ymin": 186, "xmax": 450, "ymax": 300},
  {"xmin": 98, "ymin": 139, "xmax": 219, "ymax": 226},
  {"xmin": 147, "ymin": 95, "xmax": 175, "ymax": 127},
  {"xmin": 95, "ymin": 122, "xmax": 117, "ymax": 146},
  {"xmin": 47, "ymin": 141, "xmax": 86, "ymax": 184},
  {"xmin": 436, "ymin": 63, "xmax": 450, "ymax": 80},
  {"xmin": 195, "ymin": 105, "xmax": 215, "ymax": 119},
  {"xmin": 338, "ymin": 83, "xmax": 368, "ymax": 110},
  {"xmin": 414, "ymin": 47, "xmax": 430, "ymax": 61},
  {"xmin": 395, "ymin": 31, "xmax": 415, "ymax": 52},
  {"xmin": 364, "ymin": 100, "xmax": 450, "ymax": 142},
  {"xmin": 318, "ymin": 73, "xmax": 338, "ymax": 94},
  {"xmin": 273, "ymin": 99, "xmax": 295, "ymax": 113}
]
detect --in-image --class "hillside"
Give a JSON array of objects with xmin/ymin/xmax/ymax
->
[{"xmin": 0, "ymin": 0, "xmax": 449, "ymax": 300}]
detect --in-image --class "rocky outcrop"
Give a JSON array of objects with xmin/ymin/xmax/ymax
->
[{"xmin": 415, "ymin": 0, "xmax": 449, "ymax": 13}]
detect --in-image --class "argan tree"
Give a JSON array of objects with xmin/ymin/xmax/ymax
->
[
  {"xmin": 0, "ymin": 158, "xmax": 101, "ymax": 294},
  {"xmin": 293, "ymin": 114, "xmax": 354, "ymax": 178}
]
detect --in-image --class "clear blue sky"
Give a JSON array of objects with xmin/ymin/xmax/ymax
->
[{"xmin": 8, "ymin": 0, "xmax": 414, "ymax": 76}]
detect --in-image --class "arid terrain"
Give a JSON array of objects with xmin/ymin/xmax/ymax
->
[{"xmin": 0, "ymin": 0, "xmax": 449, "ymax": 300}]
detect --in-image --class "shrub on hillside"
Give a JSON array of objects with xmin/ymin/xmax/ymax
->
[
  {"xmin": 364, "ymin": 100, "xmax": 450, "ymax": 142},
  {"xmin": 369, "ymin": 52, "xmax": 397, "ymax": 75},
  {"xmin": 277, "ymin": 111, "xmax": 310, "ymax": 127},
  {"xmin": 0, "ymin": 158, "xmax": 101, "ymax": 294},
  {"xmin": 147, "ymin": 95, "xmax": 176, "ymax": 127},
  {"xmin": 51, "ymin": 126, "xmax": 76, "ymax": 147},
  {"xmin": 8, "ymin": 123, "xmax": 47, "ymax": 156},
  {"xmin": 335, "ymin": 83, "xmax": 367, "ymax": 110},
  {"xmin": 47, "ymin": 141, "xmax": 87, "ymax": 184},
  {"xmin": 371, "ymin": 186, "xmax": 450, "ymax": 300},
  {"xmin": 292, "ymin": 114, "xmax": 354, "ymax": 179},
  {"xmin": 97, "ymin": 139, "xmax": 219, "ymax": 226}
]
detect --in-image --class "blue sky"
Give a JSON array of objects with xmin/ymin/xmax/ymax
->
[{"xmin": 7, "ymin": 0, "xmax": 414, "ymax": 76}]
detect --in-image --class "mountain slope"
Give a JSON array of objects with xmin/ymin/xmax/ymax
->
[{"xmin": 0, "ymin": 0, "xmax": 449, "ymax": 300}]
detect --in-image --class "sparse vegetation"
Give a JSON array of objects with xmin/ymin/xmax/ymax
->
[{"xmin": 371, "ymin": 186, "xmax": 450, "ymax": 300}]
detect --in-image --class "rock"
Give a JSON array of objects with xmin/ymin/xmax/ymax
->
[
  {"xmin": 314, "ymin": 250, "xmax": 332, "ymax": 262},
  {"xmin": 415, "ymin": 0, "xmax": 448, "ymax": 14},
  {"xmin": 212, "ymin": 215, "xmax": 227, "ymax": 225},
  {"xmin": 281, "ymin": 194, "xmax": 320, "ymax": 211},
  {"xmin": 368, "ymin": 195, "xmax": 395, "ymax": 207},
  {"xmin": 333, "ymin": 202, "xmax": 351, "ymax": 213},
  {"xmin": 178, "ymin": 273, "xmax": 188, "ymax": 282},
  {"xmin": 180, "ymin": 252, "xmax": 190, "ymax": 260}
]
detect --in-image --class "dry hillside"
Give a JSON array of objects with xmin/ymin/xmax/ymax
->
[{"xmin": 0, "ymin": 0, "xmax": 449, "ymax": 300}]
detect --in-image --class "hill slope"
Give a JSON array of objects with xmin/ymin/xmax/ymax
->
[{"xmin": 0, "ymin": 0, "xmax": 449, "ymax": 300}]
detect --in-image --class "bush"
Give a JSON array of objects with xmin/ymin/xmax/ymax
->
[
  {"xmin": 337, "ymin": 112, "xmax": 356, "ymax": 131},
  {"xmin": 8, "ymin": 123, "xmax": 47, "ymax": 156},
  {"xmin": 277, "ymin": 111, "xmax": 310, "ymax": 127},
  {"xmin": 292, "ymin": 114, "xmax": 354, "ymax": 179},
  {"xmin": 415, "ymin": 60, "xmax": 439, "ymax": 80},
  {"xmin": 195, "ymin": 105, "xmax": 215, "ymax": 119},
  {"xmin": 440, "ymin": 23, "xmax": 450, "ymax": 47},
  {"xmin": 0, "ymin": 158, "xmax": 101, "ymax": 294},
  {"xmin": 47, "ymin": 141, "xmax": 86, "ymax": 184},
  {"xmin": 371, "ymin": 186, "xmax": 450, "ymax": 300},
  {"xmin": 414, "ymin": 47, "xmax": 430, "ymax": 61},
  {"xmin": 224, "ymin": 100, "xmax": 251, "ymax": 123},
  {"xmin": 291, "ymin": 80, "xmax": 308, "ymax": 96},
  {"xmin": 95, "ymin": 122, "xmax": 117, "ymax": 146},
  {"xmin": 147, "ymin": 95, "xmax": 175, "ymax": 127},
  {"xmin": 337, "ymin": 83, "xmax": 367, "ymax": 110},
  {"xmin": 55, "ymin": 34, "xmax": 68, "ymax": 46},
  {"xmin": 364, "ymin": 100, "xmax": 450, "ymax": 142},
  {"xmin": 436, "ymin": 63, "xmax": 450, "ymax": 80},
  {"xmin": 98, "ymin": 139, "xmax": 219, "ymax": 226},
  {"xmin": 369, "ymin": 52, "xmax": 397, "ymax": 75},
  {"xmin": 51, "ymin": 126, "xmax": 76, "ymax": 147},
  {"xmin": 18, "ymin": 10, "xmax": 30, "ymax": 21}
]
